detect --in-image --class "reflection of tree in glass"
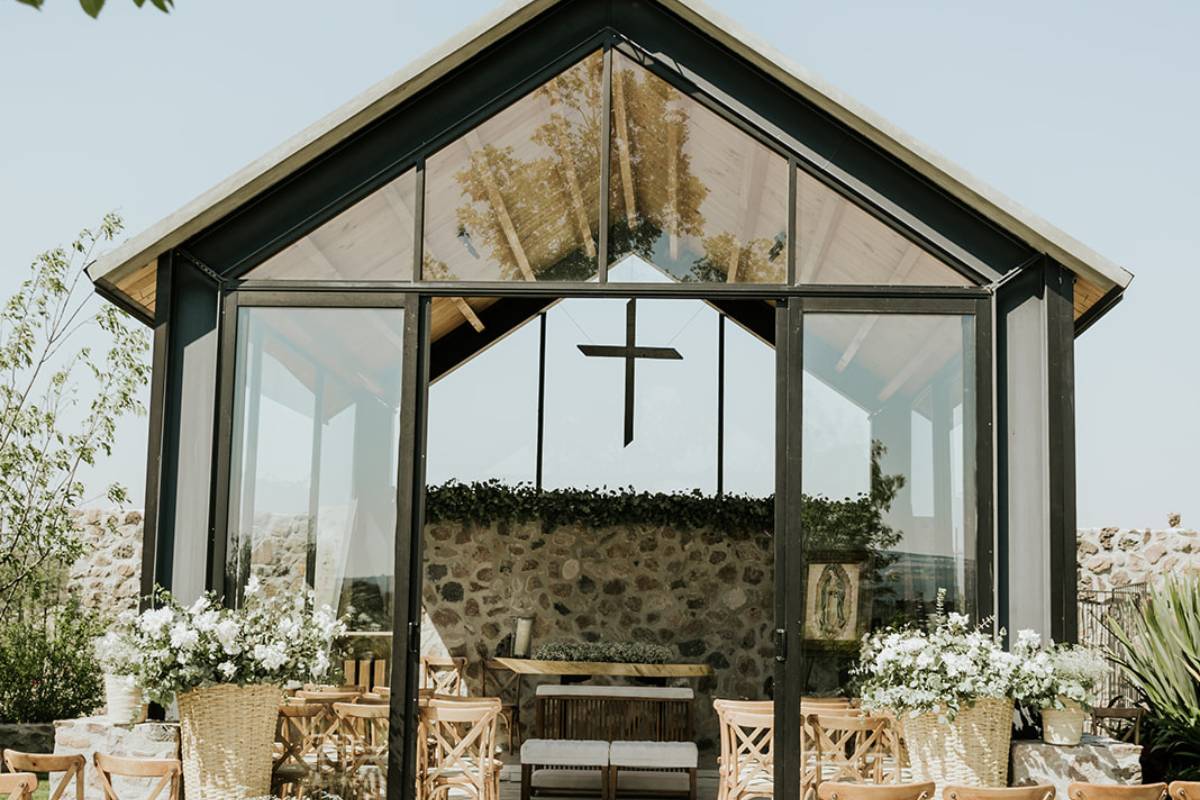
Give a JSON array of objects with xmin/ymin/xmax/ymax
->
[{"xmin": 451, "ymin": 52, "xmax": 604, "ymax": 281}]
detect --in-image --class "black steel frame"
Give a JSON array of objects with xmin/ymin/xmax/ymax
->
[{"xmin": 205, "ymin": 282, "xmax": 994, "ymax": 800}]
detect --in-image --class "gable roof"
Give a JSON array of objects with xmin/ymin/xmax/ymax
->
[{"xmin": 87, "ymin": 0, "xmax": 1132, "ymax": 325}]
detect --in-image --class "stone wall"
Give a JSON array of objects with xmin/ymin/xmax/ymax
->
[
  {"xmin": 68, "ymin": 509, "xmax": 144, "ymax": 619},
  {"xmin": 421, "ymin": 518, "xmax": 775, "ymax": 758},
  {"xmin": 1077, "ymin": 522, "xmax": 1200, "ymax": 593}
]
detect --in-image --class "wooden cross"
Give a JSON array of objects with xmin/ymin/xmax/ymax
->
[{"xmin": 578, "ymin": 298, "xmax": 682, "ymax": 446}]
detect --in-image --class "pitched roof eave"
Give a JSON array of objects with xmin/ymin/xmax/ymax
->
[{"xmin": 88, "ymin": 0, "xmax": 1133, "ymax": 324}]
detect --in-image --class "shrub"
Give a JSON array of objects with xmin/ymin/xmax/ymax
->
[
  {"xmin": 533, "ymin": 640, "xmax": 673, "ymax": 664},
  {"xmin": 1108, "ymin": 574, "xmax": 1200, "ymax": 780},
  {"xmin": 0, "ymin": 600, "xmax": 103, "ymax": 723}
]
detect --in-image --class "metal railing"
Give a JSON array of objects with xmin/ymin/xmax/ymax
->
[{"xmin": 1077, "ymin": 583, "xmax": 1148, "ymax": 706}]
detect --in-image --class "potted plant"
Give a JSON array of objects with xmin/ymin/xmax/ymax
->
[
  {"xmin": 854, "ymin": 602, "xmax": 1019, "ymax": 787},
  {"xmin": 113, "ymin": 578, "xmax": 345, "ymax": 800},
  {"xmin": 1012, "ymin": 631, "xmax": 1106, "ymax": 746},
  {"xmin": 95, "ymin": 619, "xmax": 148, "ymax": 725}
]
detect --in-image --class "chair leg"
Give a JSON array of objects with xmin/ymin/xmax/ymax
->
[
  {"xmin": 603, "ymin": 765, "xmax": 614, "ymax": 800},
  {"xmin": 688, "ymin": 768, "xmax": 697, "ymax": 800},
  {"xmin": 521, "ymin": 764, "xmax": 533, "ymax": 800}
]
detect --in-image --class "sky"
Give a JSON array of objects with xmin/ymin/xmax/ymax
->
[{"xmin": 1, "ymin": 0, "xmax": 1197, "ymax": 529}]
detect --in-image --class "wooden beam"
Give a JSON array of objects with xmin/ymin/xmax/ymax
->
[
  {"xmin": 465, "ymin": 131, "xmax": 536, "ymax": 281},
  {"xmin": 798, "ymin": 193, "xmax": 845, "ymax": 282},
  {"xmin": 380, "ymin": 182, "xmax": 484, "ymax": 333},
  {"xmin": 547, "ymin": 78, "xmax": 596, "ymax": 259},
  {"xmin": 667, "ymin": 121, "xmax": 679, "ymax": 261},
  {"xmin": 835, "ymin": 244, "xmax": 922, "ymax": 372},
  {"xmin": 611, "ymin": 66, "xmax": 638, "ymax": 228}
]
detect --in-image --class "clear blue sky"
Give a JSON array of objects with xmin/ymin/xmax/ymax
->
[{"xmin": 1, "ymin": 0, "xmax": 1196, "ymax": 529}]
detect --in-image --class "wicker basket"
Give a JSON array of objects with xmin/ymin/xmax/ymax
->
[
  {"xmin": 900, "ymin": 698, "xmax": 1013, "ymax": 788},
  {"xmin": 177, "ymin": 683, "xmax": 281, "ymax": 800}
]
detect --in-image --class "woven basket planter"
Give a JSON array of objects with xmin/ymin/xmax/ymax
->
[
  {"xmin": 177, "ymin": 683, "xmax": 281, "ymax": 800},
  {"xmin": 900, "ymin": 697, "xmax": 1013, "ymax": 787}
]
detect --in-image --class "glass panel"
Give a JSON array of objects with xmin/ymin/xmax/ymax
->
[
  {"xmin": 246, "ymin": 170, "xmax": 416, "ymax": 281},
  {"xmin": 420, "ymin": 294, "xmax": 774, "ymax": 774},
  {"xmin": 607, "ymin": 52, "xmax": 789, "ymax": 284},
  {"xmin": 800, "ymin": 312, "xmax": 976, "ymax": 695},
  {"xmin": 796, "ymin": 168, "xmax": 973, "ymax": 286},
  {"xmin": 542, "ymin": 294, "xmax": 719, "ymax": 491},
  {"xmin": 226, "ymin": 306, "xmax": 403, "ymax": 799},
  {"xmin": 424, "ymin": 51, "xmax": 604, "ymax": 281}
]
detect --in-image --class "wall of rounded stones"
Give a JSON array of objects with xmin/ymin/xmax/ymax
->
[
  {"xmin": 68, "ymin": 509, "xmax": 144, "ymax": 620},
  {"xmin": 421, "ymin": 518, "xmax": 775, "ymax": 757},
  {"xmin": 1077, "ymin": 520, "xmax": 1200, "ymax": 592}
]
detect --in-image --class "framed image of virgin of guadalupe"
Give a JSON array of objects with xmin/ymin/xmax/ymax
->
[{"xmin": 803, "ymin": 551, "xmax": 871, "ymax": 647}]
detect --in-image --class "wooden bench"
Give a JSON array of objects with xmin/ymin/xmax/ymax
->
[{"xmin": 522, "ymin": 685, "xmax": 698, "ymax": 800}]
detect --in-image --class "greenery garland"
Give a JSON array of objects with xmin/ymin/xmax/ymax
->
[{"xmin": 425, "ymin": 441, "xmax": 902, "ymax": 551}]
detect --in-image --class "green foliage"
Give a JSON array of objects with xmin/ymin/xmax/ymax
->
[
  {"xmin": 1107, "ymin": 574, "xmax": 1200, "ymax": 779},
  {"xmin": 0, "ymin": 600, "xmax": 103, "ymax": 723},
  {"xmin": 533, "ymin": 640, "xmax": 673, "ymax": 664},
  {"xmin": 425, "ymin": 441, "xmax": 903, "ymax": 555},
  {"xmin": 15, "ymin": 0, "xmax": 172, "ymax": 19},
  {"xmin": 0, "ymin": 214, "xmax": 151, "ymax": 619}
]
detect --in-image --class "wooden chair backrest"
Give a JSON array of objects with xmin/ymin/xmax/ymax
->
[
  {"xmin": 818, "ymin": 781, "xmax": 937, "ymax": 800},
  {"xmin": 536, "ymin": 689, "xmax": 693, "ymax": 742},
  {"xmin": 420, "ymin": 697, "xmax": 501, "ymax": 800},
  {"xmin": 714, "ymin": 699, "xmax": 774, "ymax": 795},
  {"xmin": 3, "ymin": 751, "xmax": 84, "ymax": 800},
  {"xmin": 1090, "ymin": 707, "xmax": 1144, "ymax": 744},
  {"xmin": 333, "ymin": 702, "xmax": 389, "ymax": 774},
  {"xmin": 344, "ymin": 657, "xmax": 388, "ymax": 692},
  {"xmin": 93, "ymin": 753, "xmax": 181, "ymax": 800},
  {"xmin": 482, "ymin": 661, "xmax": 521, "ymax": 705},
  {"xmin": 945, "ymin": 785, "xmax": 1056, "ymax": 800},
  {"xmin": 809, "ymin": 713, "xmax": 902, "ymax": 785},
  {"xmin": 1068, "ymin": 785, "xmax": 1168, "ymax": 800},
  {"xmin": 421, "ymin": 656, "xmax": 467, "ymax": 696},
  {"xmin": 0, "ymin": 774, "xmax": 36, "ymax": 800},
  {"xmin": 1171, "ymin": 783, "xmax": 1200, "ymax": 800},
  {"xmin": 275, "ymin": 703, "xmax": 324, "ymax": 778}
]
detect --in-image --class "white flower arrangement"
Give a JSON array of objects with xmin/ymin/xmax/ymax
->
[
  {"xmin": 110, "ymin": 577, "xmax": 346, "ymax": 706},
  {"xmin": 1011, "ymin": 630, "xmax": 1106, "ymax": 710},
  {"xmin": 854, "ymin": 611, "xmax": 1020, "ymax": 720}
]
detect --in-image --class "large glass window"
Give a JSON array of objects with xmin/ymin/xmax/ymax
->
[
  {"xmin": 423, "ymin": 51, "xmax": 604, "ymax": 281},
  {"xmin": 795, "ymin": 169, "xmax": 972, "ymax": 286},
  {"xmin": 246, "ymin": 170, "xmax": 417, "ymax": 281},
  {"xmin": 226, "ymin": 305, "xmax": 404, "ymax": 638},
  {"xmin": 800, "ymin": 311, "xmax": 976, "ymax": 694},
  {"xmin": 607, "ymin": 52, "xmax": 789, "ymax": 284}
]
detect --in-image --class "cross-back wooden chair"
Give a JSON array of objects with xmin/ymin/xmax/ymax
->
[
  {"xmin": 93, "ymin": 753, "xmax": 181, "ymax": 800},
  {"xmin": 1089, "ymin": 706, "xmax": 1145, "ymax": 744},
  {"xmin": 273, "ymin": 703, "xmax": 325, "ymax": 798},
  {"xmin": 1067, "ymin": 785, "xmax": 1168, "ymax": 800},
  {"xmin": 1171, "ymin": 783, "xmax": 1200, "ymax": 800},
  {"xmin": 421, "ymin": 656, "xmax": 468, "ymax": 697},
  {"xmin": 714, "ymin": 699, "xmax": 774, "ymax": 800},
  {"xmin": 809, "ymin": 713, "xmax": 903, "ymax": 787},
  {"xmin": 481, "ymin": 660, "xmax": 522, "ymax": 752},
  {"xmin": 333, "ymin": 702, "xmax": 389, "ymax": 782},
  {"xmin": 3, "ymin": 751, "xmax": 85, "ymax": 800},
  {"xmin": 420, "ymin": 696, "xmax": 502, "ymax": 800},
  {"xmin": 296, "ymin": 688, "xmax": 365, "ymax": 751},
  {"xmin": 945, "ymin": 786, "xmax": 1056, "ymax": 800},
  {"xmin": 0, "ymin": 774, "xmax": 36, "ymax": 800},
  {"xmin": 818, "ymin": 781, "xmax": 936, "ymax": 800}
]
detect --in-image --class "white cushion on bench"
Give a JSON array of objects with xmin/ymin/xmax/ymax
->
[
  {"xmin": 521, "ymin": 738, "xmax": 610, "ymax": 766},
  {"xmin": 534, "ymin": 685, "xmax": 694, "ymax": 700},
  {"xmin": 530, "ymin": 769, "xmax": 607, "ymax": 791},
  {"xmin": 610, "ymin": 741, "xmax": 699, "ymax": 768}
]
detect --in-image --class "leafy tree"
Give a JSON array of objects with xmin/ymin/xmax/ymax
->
[
  {"xmin": 0, "ymin": 213, "xmax": 151, "ymax": 618},
  {"xmin": 14, "ymin": 0, "xmax": 172, "ymax": 19}
]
